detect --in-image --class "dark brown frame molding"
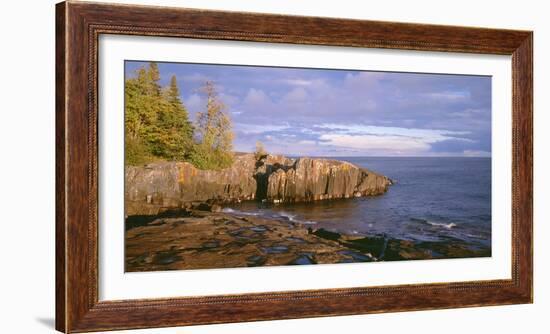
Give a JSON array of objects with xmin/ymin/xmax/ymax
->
[{"xmin": 56, "ymin": 1, "xmax": 533, "ymax": 332}]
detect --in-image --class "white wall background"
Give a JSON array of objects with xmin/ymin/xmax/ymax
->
[{"xmin": 0, "ymin": 0, "xmax": 546, "ymax": 333}]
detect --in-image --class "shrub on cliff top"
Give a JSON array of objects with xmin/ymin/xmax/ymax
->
[{"xmin": 254, "ymin": 141, "xmax": 268, "ymax": 161}]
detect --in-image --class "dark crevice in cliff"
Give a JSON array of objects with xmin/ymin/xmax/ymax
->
[
  {"xmin": 253, "ymin": 159, "xmax": 295, "ymax": 201},
  {"xmin": 253, "ymin": 172, "xmax": 268, "ymax": 201},
  {"xmin": 253, "ymin": 159, "xmax": 268, "ymax": 201}
]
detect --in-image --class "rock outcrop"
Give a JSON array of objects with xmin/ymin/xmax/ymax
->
[
  {"xmin": 125, "ymin": 153, "xmax": 392, "ymax": 216},
  {"xmin": 264, "ymin": 157, "xmax": 390, "ymax": 203},
  {"xmin": 125, "ymin": 154, "xmax": 258, "ymax": 216}
]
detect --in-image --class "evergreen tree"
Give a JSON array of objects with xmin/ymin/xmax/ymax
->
[
  {"xmin": 125, "ymin": 62, "xmax": 170, "ymax": 164},
  {"xmin": 147, "ymin": 62, "xmax": 161, "ymax": 96},
  {"xmin": 167, "ymin": 75, "xmax": 182, "ymax": 105},
  {"xmin": 124, "ymin": 64, "xmax": 235, "ymax": 168},
  {"xmin": 155, "ymin": 75, "xmax": 194, "ymax": 160},
  {"xmin": 125, "ymin": 66, "xmax": 162, "ymax": 165}
]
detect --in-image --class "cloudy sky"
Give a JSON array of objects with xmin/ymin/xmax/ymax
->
[{"xmin": 125, "ymin": 61, "xmax": 491, "ymax": 157}]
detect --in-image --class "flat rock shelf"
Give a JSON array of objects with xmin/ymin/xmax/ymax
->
[{"xmin": 125, "ymin": 208, "xmax": 490, "ymax": 271}]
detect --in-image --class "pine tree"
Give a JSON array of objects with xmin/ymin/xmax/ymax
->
[
  {"xmin": 125, "ymin": 65, "xmax": 163, "ymax": 165},
  {"xmin": 124, "ymin": 64, "xmax": 234, "ymax": 168},
  {"xmin": 167, "ymin": 75, "xmax": 182, "ymax": 105},
  {"xmin": 155, "ymin": 75, "xmax": 194, "ymax": 160},
  {"xmin": 147, "ymin": 62, "xmax": 161, "ymax": 96},
  {"xmin": 125, "ymin": 62, "xmax": 172, "ymax": 164}
]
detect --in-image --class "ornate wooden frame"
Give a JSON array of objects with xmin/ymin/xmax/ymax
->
[{"xmin": 56, "ymin": 1, "xmax": 533, "ymax": 332}]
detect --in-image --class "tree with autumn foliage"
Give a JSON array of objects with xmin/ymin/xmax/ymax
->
[{"xmin": 190, "ymin": 81, "xmax": 234, "ymax": 170}]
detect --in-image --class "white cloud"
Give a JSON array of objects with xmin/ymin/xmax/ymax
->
[
  {"xmin": 235, "ymin": 123, "xmax": 290, "ymax": 134},
  {"xmin": 219, "ymin": 92, "xmax": 239, "ymax": 105},
  {"xmin": 319, "ymin": 134, "xmax": 431, "ymax": 153},
  {"xmin": 184, "ymin": 93, "xmax": 204, "ymax": 114},
  {"xmin": 243, "ymin": 88, "xmax": 271, "ymax": 106},
  {"xmin": 282, "ymin": 87, "xmax": 309, "ymax": 103},
  {"xmin": 318, "ymin": 124, "xmax": 472, "ymax": 143},
  {"xmin": 282, "ymin": 79, "xmax": 314, "ymax": 86},
  {"xmin": 424, "ymin": 91, "xmax": 470, "ymax": 101},
  {"xmin": 313, "ymin": 124, "xmax": 476, "ymax": 155}
]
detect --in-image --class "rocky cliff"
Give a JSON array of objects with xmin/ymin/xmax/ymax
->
[
  {"xmin": 264, "ymin": 157, "xmax": 390, "ymax": 203},
  {"xmin": 125, "ymin": 153, "xmax": 392, "ymax": 216}
]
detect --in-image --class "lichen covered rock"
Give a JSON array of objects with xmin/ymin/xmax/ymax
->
[
  {"xmin": 125, "ymin": 153, "xmax": 391, "ymax": 215},
  {"xmin": 126, "ymin": 154, "xmax": 257, "ymax": 215},
  {"xmin": 265, "ymin": 158, "xmax": 391, "ymax": 203}
]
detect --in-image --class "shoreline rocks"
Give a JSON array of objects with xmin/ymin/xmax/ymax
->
[
  {"xmin": 125, "ymin": 210, "xmax": 491, "ymax": 272},
  {"xmin": 125, "ymin": 210, "xmax": 361, "ymax": 271},
  {"xmin": 125, "ymin": 153, "xmax": 392, "ymax": 216}
]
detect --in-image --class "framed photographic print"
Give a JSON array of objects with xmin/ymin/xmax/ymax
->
[{"xmin": 56, "ymin": 1, "xmax": 532, "ymax": 332}]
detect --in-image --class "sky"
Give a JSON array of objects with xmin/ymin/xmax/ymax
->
[{"xmin": 125, "ymin": 61, "xmax": 491, "ymax": 157}]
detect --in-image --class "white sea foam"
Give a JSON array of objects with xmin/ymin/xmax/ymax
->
[
  {"xmin": 222, "ymin": 208, "xmax": 261, "ymax": 216},
  {"xmin": 277, "ymin": 212, "xmax": 296, "ymax": 221},
  {"xmin": 299, "ymin": 220, "xmax": 318, "ymax": 225},
  {"xmin": 411, "ymin": 217, "xmax": 456, "ymax": 229},
  {"xmin": 223, "ymin": 208, "xmax": 317, "ymax": 225},
  {"xmin": 276, "ymin": 212, "xmax": 318, "ymax": 225},
  {"xmin": 427, "ymin": 221, "xmax": 457, "ymax": 229}
]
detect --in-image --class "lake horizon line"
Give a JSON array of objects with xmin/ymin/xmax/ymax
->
[{"xmin": 235, "ymin": 152, "xmax": 492, "ymax": 159}]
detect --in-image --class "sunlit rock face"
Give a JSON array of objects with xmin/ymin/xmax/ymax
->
[
  {"xmin": 265, "ymin": 157, "xmax": 391, "ymax": 203},
  {"xmin": 125, "ymin": 153, "xmax": 391, "ymax": 216}
]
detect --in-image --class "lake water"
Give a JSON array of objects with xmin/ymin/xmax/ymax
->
[{"xmin": 227, "ymin": 157, "xmax": 491, "ymax": 250}]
